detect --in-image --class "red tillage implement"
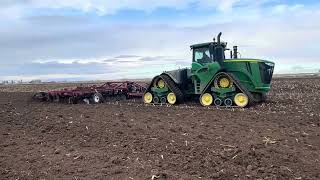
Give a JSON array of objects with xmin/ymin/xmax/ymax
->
[{"xmin": 33, "ymin": 81, "xmax": 147, "ymax": 104}]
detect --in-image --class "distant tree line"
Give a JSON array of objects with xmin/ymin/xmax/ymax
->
[{"xmin": 1, "ymin": 79, "xmax": 42, "ymax": 85}]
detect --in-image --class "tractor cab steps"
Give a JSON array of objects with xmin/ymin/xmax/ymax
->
[{"xmin": 195, "ymin": 80, "xmax": 201, "ymax": 94}]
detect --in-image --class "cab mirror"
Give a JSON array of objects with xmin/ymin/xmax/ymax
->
[
  {"xmin": 209, "ymin": 44, "xmax": 214, "ymax": 59},
  {"xmin": 209, "ymin": 44, "xmax": 214, "ymax": 53}
]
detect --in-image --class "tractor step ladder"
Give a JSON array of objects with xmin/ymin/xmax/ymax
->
[{"xmin": 195, "ymin": 80, "xmax": 201, "ymax": 94}]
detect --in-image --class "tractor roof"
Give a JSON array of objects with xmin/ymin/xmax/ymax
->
[{"xmin": 190, "ymin": 41, "xmax": 227, "ymax": 49}]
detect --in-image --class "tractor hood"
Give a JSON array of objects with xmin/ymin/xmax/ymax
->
[
  {"xmin": 224, "ymin": 58, "xmax": 275, "ymax": 89},
  {"xmin": 224, "ymin": 58, "xmax": 274, "ymax": 65}
]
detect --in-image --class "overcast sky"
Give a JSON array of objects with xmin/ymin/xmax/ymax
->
[{"xmin": 0, "ymin": 0, "xmax": 320, "ymax": 81}]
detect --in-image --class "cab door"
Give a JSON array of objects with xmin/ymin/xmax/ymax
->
[{"xmin": 191, "ymin": 47, "xmax": 220, "ymax": 94}]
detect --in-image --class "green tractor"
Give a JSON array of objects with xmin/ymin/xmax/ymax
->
[{"xmin": 143, "ymin": 32, "xmax": 275, "ymax": 107}]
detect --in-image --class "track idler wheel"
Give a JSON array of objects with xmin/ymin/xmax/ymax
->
[
  {"xmin": 143, "ymin": 92, "xmax": 153, "ymax": 104},
  {"xmin": 214, "ymin": 74, "xmax": 233, "ymax": 88},
  {"xmin": 214, "ymin": 98, "xmax": 222, "ymax": 106},
  {"xmin": 224, "ymin": 98, "xmax": 233, "ymax": 107},
  {"xmin": 234, "ymin": 93, "xmax": 249, "ymax": 107},
  {"xmin": 200, "ymin": 93, "xmax": 213, "ymax": 106},
  {"xmin": 167, "ymin": 92, "xmax": 177, "ymax": 105},
  {"xmin": 153, "ymin": 96, "xmax": 160, "ymax": 104},
  {"xmin": 153, "ymin": 78, "xmax": 166, "ymax": 89},
  {"xmin": 160, "ymin": 97, "xmax": 166, "ymax": 104}
]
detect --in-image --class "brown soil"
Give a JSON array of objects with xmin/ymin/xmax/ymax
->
[{"xmin": 0, "ymin": 77, "xmax": 320, "ymax": 179}]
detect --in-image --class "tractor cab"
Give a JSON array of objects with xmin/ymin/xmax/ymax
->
[
  {"xmin": 191, "ymin": 42, "xmax": 227, "ymax": 64},
  {"xmin": 190, "ymin": 33, "xmax": 229, "ymax": 86},
  {"xmin": 190, "ymin": 33, "xmax": 227, "ymax": 66},
  {"xmin": 190, "ymin": 32, "xmax": 247, "ymax": 76}
]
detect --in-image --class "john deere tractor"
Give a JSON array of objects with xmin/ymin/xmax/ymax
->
[{"xmin": 143, "ymin": 32, "xmax": 275, "ymax": 107}]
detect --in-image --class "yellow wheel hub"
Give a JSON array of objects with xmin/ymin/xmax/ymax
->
[
  {"xmin": 200, "ymin": 93, "xmax": 213, "ymax": 106},
  {"xmin": 167, "ymin": 92, "xmax": 177, "ymax": 105},
  {"xmin": 143, "ymin": 92, "xmax": 153, "ymax": 104},
  {"xmin": 234, "ymin": 93, "xmax": 249, "ymax": 107},
  {"xmin": 219, "ymin": 77, "xmax": 230, "ymax": 88},
  {"xmin": 157, "ymin": 79, "xmax": 165, "ymax": 89}
]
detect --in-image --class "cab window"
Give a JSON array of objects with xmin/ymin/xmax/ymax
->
[{"xmin": 193, "ymin": 47, "xmax": 211, "ymax": 64}]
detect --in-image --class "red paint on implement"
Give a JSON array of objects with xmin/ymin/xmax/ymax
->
[{"xmin": 34, "ymin": 81, "xmax": 147, "ymax": 103}]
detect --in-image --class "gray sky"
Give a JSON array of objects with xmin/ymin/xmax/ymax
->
[{"xmin": 1, "ymin": 0, "xmax": 320, "ymax": 81}]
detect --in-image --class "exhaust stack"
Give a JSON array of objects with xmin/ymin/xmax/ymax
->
[
  {"xmin": 217, "ymin": 32, "xmax": 222, "ymax": 44},
  {"xmin": 233, "ymin": 46, "xmax": 238, "ymax": 59}
]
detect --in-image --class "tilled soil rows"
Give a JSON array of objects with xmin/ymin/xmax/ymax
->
[{"xmin": 0, "ymin": 77, "xmax": 320, "ymax": 179}]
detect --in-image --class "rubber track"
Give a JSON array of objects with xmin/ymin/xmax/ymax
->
[
  {"xmin": 226, "ymin": 73, "xmax": 258, "ymax": 104},
  {"xmin": 202, "ymin": 72, "xmax": 258, "ymax": 105},
  {"xmin": 160, "ymin": 74, "xmax": 184, "ymax": 103}
]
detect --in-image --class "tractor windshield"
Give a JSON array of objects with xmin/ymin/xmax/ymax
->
[{"xmin": 193, "ymin": 47, "xmax": 212, "ymax": 64}]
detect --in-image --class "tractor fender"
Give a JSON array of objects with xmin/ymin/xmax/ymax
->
[
  {"xmin": 161, "ymin": 68, "xmax": 188, "ymax": 85},
  {"xmin": 200, "ymin": 69, "xmax": 224, "ymax": 94},
  {"xmin": 146, "ymin": 75, "xmax": 162, "ymax": 92},
  {"xmin": 145, "ymin": 69, "xmax": 187, "ymax": 95},
  {"xmin": 161, "ymin": 72, "xmax": 179, "ymax": 84},
  {"xmin": 146, "ymin": 73, "xmax": 178, "ymax": 91}
]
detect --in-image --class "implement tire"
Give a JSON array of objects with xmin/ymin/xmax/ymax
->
[{"xmin": 91, "ymin": 93, "xmax": 104, "ymax": 104}]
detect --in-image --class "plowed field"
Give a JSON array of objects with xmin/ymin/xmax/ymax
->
[{"xmin": 0, "ymin": 77, "xmax": 320, "ymax": 179}]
